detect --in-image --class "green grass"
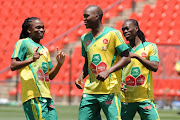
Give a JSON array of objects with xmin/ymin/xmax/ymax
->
[{"xmin": 0, "ymin": 105, "xmax": 180, "ymax": 120}]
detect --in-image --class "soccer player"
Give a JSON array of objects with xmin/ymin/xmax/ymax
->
[
  {"xmin": 121, "ymin": 19, "xmax": 160, "ymax": 120},
  {"xmin": 10, "ymin": 17, "xmax": 65, "ymax": 120},
  {"xmin": 175, "ymin": 60, "xmax": 180, "ymax": 75},
  {"xmin": 75, "ymin": 5, "xmax": 131, "ymax": 120}
]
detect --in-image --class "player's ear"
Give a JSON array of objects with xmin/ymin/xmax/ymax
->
[
  {"xmin": 135, "ymin": 26, "xmax": 138, "ymax": 32},
  {"xmin": 27, "ymin": 29, "xmax": 31, "ymax": 34},
  {"xmin": 95, "ymin": 14, "xmax": 99, "ymax": 20}
]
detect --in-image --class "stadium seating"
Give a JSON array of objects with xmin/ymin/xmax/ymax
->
[
  {"xmin": 1, "ymin": 0, "xmax": 180, "ymax": 99},
  {"xmin": 0, "ymin": 0, "xmax": 148, "ymax": 75}
]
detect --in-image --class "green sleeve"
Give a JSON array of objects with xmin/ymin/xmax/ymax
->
[
  {"xmin": 81, "ymin": 36, "xmax": 87, "ymax": 58},
  {"xmin": 11, "ymin": 40, "xmax": 27, "ymax": 61},
  {"xmin": 149, "ymin": 43, "xmax": 159, "ymax": 62},
  {"xmin": 116, "ymin": 44, "xmax": 129, "ymax": 54}
]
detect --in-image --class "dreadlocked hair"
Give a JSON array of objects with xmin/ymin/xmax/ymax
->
[
  {"xmin": 128, "ymin": 19, "xmax": 146, "ymax": 43},
  {"xmin": 20, "ymin": 17, "xmax": 40, "ymax": 39}
]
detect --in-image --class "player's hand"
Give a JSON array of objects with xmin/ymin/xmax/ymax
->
[
  {"xmin": 96, "ymin": 70, "xmax": 110, "ymax": 82},
  {"xmin": 121, "ymin": 82, "xmax": 127, "ymax": 92},
  {"xmin": 56, "ymin": 47, "xmax": 65, "ymax": 65},
  {"xmin": 33, "ymin": 47, "xmax": 43, "ymax": 62},
  {"xmin": 129, "ymin": 52, "xmax": 137, "ymax": 58},
  {"xmin": 75, "ymin": 77, "xmax": 83, "ymax": 89}
]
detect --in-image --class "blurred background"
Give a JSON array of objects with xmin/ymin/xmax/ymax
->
[{"xmin": 0, "ymin": 0, "xmax": 180, "ymax": 114}]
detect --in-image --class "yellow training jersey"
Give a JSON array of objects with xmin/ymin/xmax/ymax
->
[
  {"xmin": 121, "ymin": 42, "xmax": 159, "ymax": 102},
  {"xmin": 11, "ymin": 37, "xmax": 53, "ymax": 103},
  {"xmin": 81, "ymin": 27, "xmax": 128, "ymax": 94},
  {"xmin": 175, "ymin": 60, "xmax": 180, "ymax": 73}
]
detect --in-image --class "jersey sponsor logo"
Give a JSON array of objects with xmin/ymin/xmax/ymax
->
[
  {"xmin": 37, "ymin": 69, "xmax": 45, "ymax": 81},
  {"xmin": 86, "ymin": 40, "xmax": 91, "ymax": 46},
  {"xmin": 42, "ymin": 62, "xmax": 48, "ymax": 73},
  {"xmin": 37, "ymin": 69, "xmax": 50, "ymax": 82},
  {"xmin": 92, "ymin": 54, "xmax": 102, "ymax": 65},
  {"xmin": 136, "ymin": 75, "xmax": 145, "ymax": 86},
  {"xmin": 125, "ymin": 75, "xmax": 136, "ymax": 86},
  {"xmin": 144, "ymin": 104, "xmax": 152, "ymax": 110},
  {"xmin": 141, "ymin": 52, "xmax": 147, "ymax": 58},
  {"xmin": 90, "ymin": 54, "xmax": 107, "ymax": 74},
  {"xmin": 90, "ymin": 63, "xmax": 97, "ymax": 74},
  {"xmin": 103, "ymin": 39, "xmax": 109, "ymax": 44},
  {"xmin": 97, "ymin": 62, "xmax": 107, "ymax": 73},
  {"xmin": 125, "ymin": 67, "xmax": 146, "ymax": 86},
  {"xmin": 37, "ymin": 62, "xmax": 50, "ymax": 82},
  {"xmin": 105, "ymin": 100, "xmax": 113, "ymax": 105},
  {"xmin": 131, "ymin": 67, "xmax": 141, "ymax": 78}
]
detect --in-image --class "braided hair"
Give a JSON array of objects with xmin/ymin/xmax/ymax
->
[
  {"xmin": 20, "ymin": 17, "xmax": 40, "ymax": 39},
  {"xmin": 126, "ymin": 19, "xmax": 146, "ymax": 43}
]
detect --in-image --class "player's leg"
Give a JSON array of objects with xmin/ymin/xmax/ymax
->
[
  {"xmin": 47, "ymin": 98, "xmax": 57, "ymax": 120},
  {"xmin": 138, "ymin": 100, "xmax": 160, "ymax": 120},
  {"xmin": 23, "ymin": 97, "xmax": 47, "ymax": 120},
  {"xmin": 121, "ymin": 102, "xmax": 138, "ymax": 120},
  {"xmin": 99, "ymin": 93, "xmax": 121, "ymax": 120},
  {"xmin": 79, "ymin": 93, "xmax": 101, "ymax": 120}
]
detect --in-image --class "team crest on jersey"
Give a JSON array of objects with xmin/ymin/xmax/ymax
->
[
  {"xmin": 103, "ymin": 39, "xmax": 109, "ymax": 44},
  {"xmin": 86, "ymin": 40, "xmax": 91, "ymax": 46},
  {"xmin": 141, "ymin": 52, "xmax": 147, "ymax": 58}
]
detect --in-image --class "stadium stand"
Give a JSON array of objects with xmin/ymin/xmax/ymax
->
[{"xmin": 0, "ymin": 0, "xmax": 179, "ymax": 103}]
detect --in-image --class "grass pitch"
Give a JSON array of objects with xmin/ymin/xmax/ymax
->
[{"xmin": 0, "ymin": 105, "xmax": 179, "ymax": 120}]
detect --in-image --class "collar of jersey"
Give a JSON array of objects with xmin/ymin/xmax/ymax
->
[
  {"xmin": 128, "ymin": 41, "xmax": 151, "ymax": 53},
  {"xmin": 128, "ymin": 41, "xmax": 143, "ymax": 53},
  {"xmin": 26, "ymin": 37, "xmax": 44, "ymax": 51}
]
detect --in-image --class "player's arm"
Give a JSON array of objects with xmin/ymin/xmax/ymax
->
[
  {"xmin": 11, "ymin": 58, "xmax": 34, "ymax": 71},
  {"xmin": 96, "ymin": 49, "xmax": 131, "ymax": 81},
  {"xmin": 10, "ymin": 47, "xmax": 41, "ymax": 71},
  {"xmin": 49, "ymin": 47, "xmax": 65, "ymax": 80},
  {"xmin": 109, "ymin": 49, "xmax": 130, "ymax": 73},
  {"xmin": 75, "ymin": 57, "xmax": 88, "ymax": 89},
  {"xmin": 130, "ymin": 52, "xmax": 158, "ymax": 72}
]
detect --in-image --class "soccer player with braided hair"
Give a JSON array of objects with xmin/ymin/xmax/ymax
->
[
  {"xmin": 10, "ymin": 17, "xmax": 65, "ymax": 120},
  {"xmin": 121, "ymin": 19, "xmax": 160, "ymax": 120}
]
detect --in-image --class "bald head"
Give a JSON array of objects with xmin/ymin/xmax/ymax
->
[{"xmin": 84, "ymin": 5, "xmax": 103, "ymax": 21}]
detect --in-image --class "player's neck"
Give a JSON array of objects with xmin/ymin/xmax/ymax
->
[
  {"xmin": 130, "ymin": 37, "xmax": 141, "ymax": 49},
  {"xmin": 91, "ymin": 24, "xmax": 104, "ymax": 39}
]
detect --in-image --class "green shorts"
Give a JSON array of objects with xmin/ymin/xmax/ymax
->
[
  {"xmin": 79, "ymin": 93, "xmax": 121, "ymax": 120},
  {"xmin": 121, "ymin": 100, "xmax": 160, "ymax": 120},
  {"xmin": 23, "ymin": 97, "xmax": 57, "ymax": 120}
]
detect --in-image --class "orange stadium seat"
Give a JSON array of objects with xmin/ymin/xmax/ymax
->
[
  {"xmin": 1, "ymin": 0, "xmax": 180, "ymax": 101},
  {"xmin": 129, "ymin": 12, "xmax": 140, "ymax": 21},
  {"xmin": 117, "ymin": 0, "xmax": 131, "ymax": 12}
]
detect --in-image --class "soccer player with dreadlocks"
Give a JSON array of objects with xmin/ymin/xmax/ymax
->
[
  {"xmin": 10, "ymin": 17, "xmax": 65, "ymax": 120},
  {"xmin": 121, "ymin": 19, "xmax": 160, "ymax": 120}
]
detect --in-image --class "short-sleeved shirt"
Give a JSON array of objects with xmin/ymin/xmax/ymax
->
[
  {"xmin": 121, "ymin": 42, "xmax": 159, "ymax": 102},
  {"xmin": 11, "ymin": 37, "xmax": 53, "ymax": 103},
  {"xmin": 81, "ymin": 27, "xmax": 128, "ymax": 94}
]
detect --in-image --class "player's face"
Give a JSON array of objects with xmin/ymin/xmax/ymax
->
[
  {"xmin": 83, "ymin": 8, "xmax": 97, "ymax": 29},
  {"xmin": 122, "ymin": 21, "xmax": 137, "ymax": 41},
  {"xmin": 28, "ymin": 19, "xmax": 45, "ymax": 42}
]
